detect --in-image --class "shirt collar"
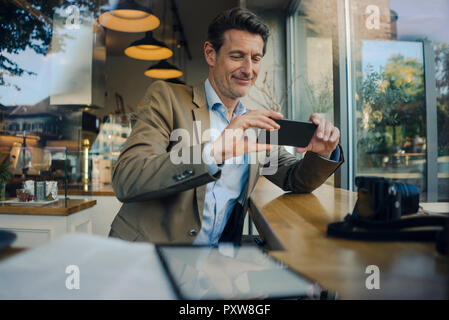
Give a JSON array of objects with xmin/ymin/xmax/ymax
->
[{"xmin": 204, "ymin": 78, "xmax": 246, "ymax": 117}]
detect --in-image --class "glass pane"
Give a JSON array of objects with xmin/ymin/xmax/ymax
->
[
  {"xmin": 287, "ymin": 0, "xmax": 336, "ymax": 185},
  {"xmin": 0, "ymin": 1, "xmax": 104, "ymax": 193},
  {"xmin": 289, "ymin": 0, "xmax": 335, "ymax": 123},
  {"xmin": 0, "ymin": 0, "xmax": 102, "ymax": 106},
  {"xmin": 348, "ymin": 0, "xmax": 449, "ymax": 201},
  {"xmin": 356, "ymin": 40, "xmax": 426, "ymax": 196},
  {"xmin": 434, "ymin": 41, "xmax": 449, "ymax": 201}
]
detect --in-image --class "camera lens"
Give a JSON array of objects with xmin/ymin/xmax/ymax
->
[
  {"xmin": 355, "ymin": 176, "xmax": 420, "ymax": 220},
  {"xmin": 394, "ymin": 182, "xmax": 419, "ymax": 215}
]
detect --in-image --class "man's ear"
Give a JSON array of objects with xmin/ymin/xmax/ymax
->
[{"xmin": 204, "ymin": 41, "xmax": 217, "ymax": 67}]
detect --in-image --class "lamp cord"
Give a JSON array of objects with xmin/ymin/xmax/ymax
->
[{"xmin": 162, "ymin": 0, "xmax": 167, "ymax": 51}]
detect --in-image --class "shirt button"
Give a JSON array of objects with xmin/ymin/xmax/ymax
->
[{"xmin": 188, "ymin": 228, "xmax": 197, "ymax": 236}]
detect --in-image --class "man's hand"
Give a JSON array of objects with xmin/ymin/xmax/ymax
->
[
  {"xmin": 211, "ymin": 110, "xmax": 283, "ymax": 164},
  {"xmin": 296, "ymin": 113, "xmax": 340, "ymax": 158}
]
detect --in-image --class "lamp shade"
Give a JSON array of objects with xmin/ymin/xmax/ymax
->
[
  {"xmin": 99, "ymin": 0, "xmax": 160, "ymax": 33},
  {"xmin": 124, "ymin": 32, "xmax": 173, "ymax": 60},
  {"xmin": 144, "ymin": 60, "xmax": 183, "ymax": 79}
]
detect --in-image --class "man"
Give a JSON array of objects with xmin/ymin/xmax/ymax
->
[{"xmin": 109, "ymin": 7, "xmax": 343, "ymax": 244}]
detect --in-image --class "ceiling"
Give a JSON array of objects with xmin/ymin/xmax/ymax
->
[{"xmin": 105, "ymin": 0, "xmax": 290, "ymax": 58}]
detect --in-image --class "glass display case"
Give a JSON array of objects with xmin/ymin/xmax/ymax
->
[
  {"xmin": 58, "ymin": 114, "xmax": 131, "ymax": 193},
  {"xmin": 0, "ymin": 143, "xmax": 69, "ymax": 207},
  {"xmin": 0, "ymin": 110, "xmax": 132, "ymax": 198}
]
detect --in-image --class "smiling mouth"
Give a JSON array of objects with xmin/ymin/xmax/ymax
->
[{"xmin": 232, "ymin": 76, "xmax": 252, "ymax": 84}]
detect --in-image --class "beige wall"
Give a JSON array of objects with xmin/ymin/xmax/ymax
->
[
  {"xmin": 104, "ymin": 55, "xmax": 153, "ymax": 116},
  {"xmin": 241, "ymin": 9, "xmax": 287, "ymax": 114}
]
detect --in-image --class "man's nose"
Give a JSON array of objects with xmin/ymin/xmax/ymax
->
[{"xmin": 240, "ymin": 57, "xmax": 252, "ymax": 76}]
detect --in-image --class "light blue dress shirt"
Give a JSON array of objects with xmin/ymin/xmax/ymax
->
[
  {"xmin": 193, "ymin": 79, "xmax": 250, "ymax": 245},
  {"xmin": 194, "ymin": 79, "xmax": 341, "ymax": 245}
]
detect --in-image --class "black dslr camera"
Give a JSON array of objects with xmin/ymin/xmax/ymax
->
[
  {"xmin": 355, "ymin": 176, "xmax": 420, "ymax": 221},
  {"xmin": 327, "ymin": 176, "xmax": 448, "ymax": 255}
]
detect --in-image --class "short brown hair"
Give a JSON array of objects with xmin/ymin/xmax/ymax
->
[{"xmin": 207, "ymin": 7, "xmax": 270, "ymax": 55}]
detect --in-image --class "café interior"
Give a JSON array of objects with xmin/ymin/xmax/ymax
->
[{"xmin": 0, "ymin": 0, "xmax": 448, "ymax": 300}]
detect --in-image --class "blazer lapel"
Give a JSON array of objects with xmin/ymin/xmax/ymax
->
[
  {"xmin": 192, "ymin": 81, "xmax": 211, "ymax": 143},
  {"xmin": 247, "ymin": 158, "xmax": 260, "ymax": 195},
  {"xmin": 238, "ymin": 127, "xmax": 261, "ymax": 206},
  {"xmin": 191, "ymin": 81, "xmax": 210, "ymax": 221}
]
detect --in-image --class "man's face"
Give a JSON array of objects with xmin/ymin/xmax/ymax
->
[{"xmin": 205, "ymin": 29, "xmax": 264, "ymax": 101}]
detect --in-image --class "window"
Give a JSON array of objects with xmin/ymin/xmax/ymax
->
[
  {"xmin": 287, "ymin": 0, "xmax": 335, "ymax": 123},
  {"xmin": 287, "ymin": 0, "xmax": 337, "ymax": 185},
  {"xmin": 287, "ymin": 0, "xmax": 449, "ymax": 201},
  {"xmin": 347, "ymin": 0, "xmax": 449, "ymax": 201}
]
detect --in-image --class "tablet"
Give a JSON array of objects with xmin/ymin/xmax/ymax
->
[
  {"xmin": 258, "ymin": 119, "xmax": 317, "ymax": 148},
  {"xmin": 155, "ymin": 244, "xmax": 329, "ymax": 300}
]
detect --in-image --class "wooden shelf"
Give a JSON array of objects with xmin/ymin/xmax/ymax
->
[{"xmin": 0, "ymin": 199, "xmax": 96, "ymax": 216}]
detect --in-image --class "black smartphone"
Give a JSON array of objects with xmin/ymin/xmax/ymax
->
[{"xmin": 258, "ymin": 119, "xmax": 317, "ymax": 148}]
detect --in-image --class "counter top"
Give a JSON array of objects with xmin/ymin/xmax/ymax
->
[
  {"xmin": 0, "ymin": 199, "xmax": 97, "ymax": 216},
  {"xmin": 249, "ymin": 177, "xmax": 449, "ymax": 299},
  {"xmin": 58, "ymin": 184, "xmax": 115, "ymax": 196}
]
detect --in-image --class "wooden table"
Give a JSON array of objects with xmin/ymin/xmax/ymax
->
[
  {"xmin": 391, "ymin": 152, "xmax": 425, "ymax": 166},
  {"xmin": 249, "ymin": 177, "xmax": 449, "ymax": 299}
]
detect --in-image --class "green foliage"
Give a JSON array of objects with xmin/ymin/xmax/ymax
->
[
  {"xmin": 437, "ymin": 100, "xmax": 449, "ymax": 155},
  {"xmin": 0, "ymin": 161, "xmax": 13, "ymax": 183},
  {"xmin": 357, "ymin": 44, "xmax": 449, "ymax": 157},
  {"xmin": 358, "ymin": 130, "xmax": 393, "ymax": 154},
  {"xmin": 357, "ymin": 54, "xmax": 426, "ymax": 154},
  {"xmin": 434, "ymin": 42, "xmax": 449, "ymax": 155},
  {"xmin": 435, "ymin": 43, "xmax": 449, "ymax": 93}
]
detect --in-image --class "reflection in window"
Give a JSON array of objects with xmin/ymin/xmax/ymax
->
[
  {"xmin": 286, "ymin": 0, "xmax": 336, "ymax": 185},
  {"xmin": 356, "ymin": 40, "xmax": 426, "ymax": 196},
  {"xmin": 0, "ymin": 0, "xmax": 100, "ymax": 106},
  {"xmin": 349, "ymin": 0, "xmax": 449, "ymax": 201},
  {"xmin": 0, "ymin": 1, "xmax": 105, "ymax": 190},
  {"xmin": 288, "ymin": 0, "xmax": 335, "ymax": 123},
  {"xmin": 434, "ymin": 42, "xmax": 449, "ymax": 201}
]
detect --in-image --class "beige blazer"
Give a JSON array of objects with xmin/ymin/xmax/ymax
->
[{"xmin": 109, "ymin": 80, "xmax": 344, "ymax": 243}]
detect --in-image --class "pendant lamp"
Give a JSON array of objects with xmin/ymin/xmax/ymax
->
[
  {"xmin": 124, "ymin": 31, "xmax": 173, "ymax": 60},
  {"xmin": 99, "ymin": 0, "xmax": 160, "ymax": 33},
  {"xmin": 144, "ymin": 60, "xmax": 183, "ymax": 79}
]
